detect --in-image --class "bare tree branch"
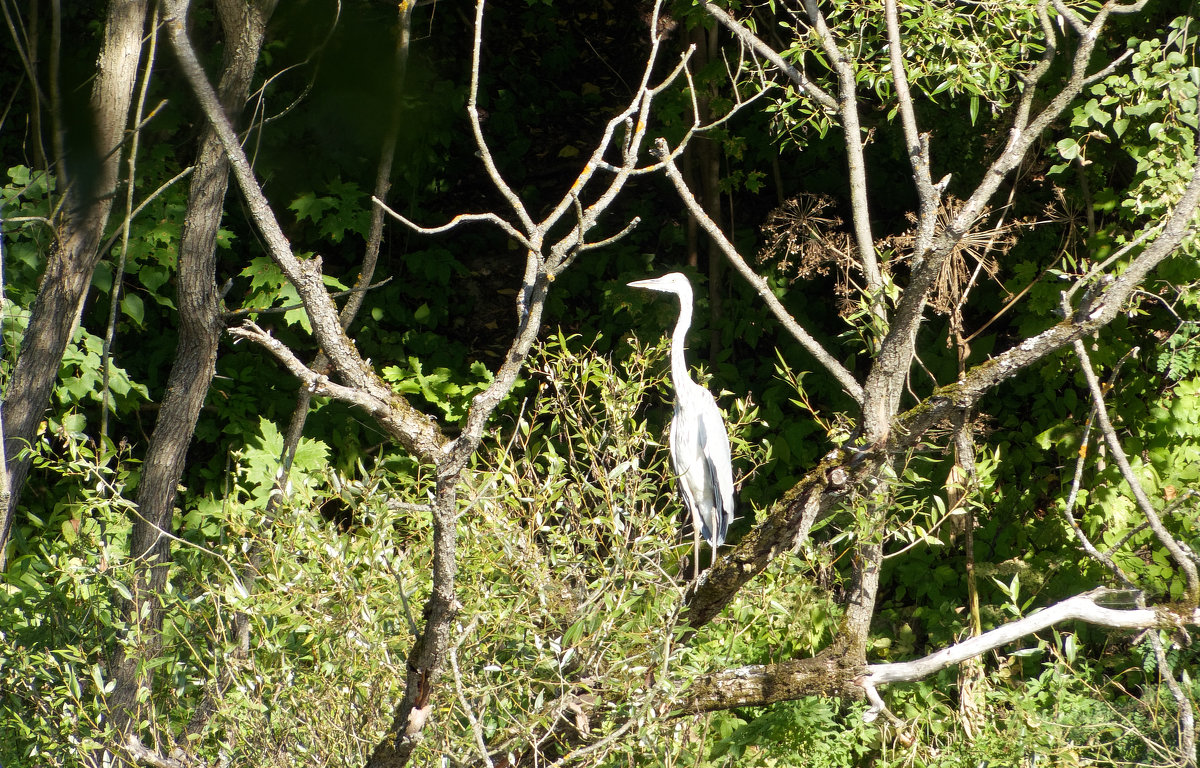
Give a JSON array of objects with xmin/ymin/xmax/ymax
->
[
  {"xmin": 227, "ymin": 321, "xmax": 420, "ymax": 438},
  {"xmin": 372, "ymin": 201, "xmax": 535, "ymax": 251},
  {"xmin": 860, "ymin": 1, "xmax": 1138, "ymax": 441},
  {"xmin": 1073, "ymin": 338, "xmax": 1200, "ymax": 605},
  {"xmin": 799, "ymin": 0, "xmax": 882, "ymax": 293},
  {"xmin": 884, "ymin": 0, "xmax": 939, "ymax": 258},
  {"xmin": 686, "ymin": 589, "xmax": 1190, "ymax": 713},
  {"xmin": 869, "ymin": 589, "xmax": 1171, "ymax": 685},
  {"xmin": 656, "ymin": 138, "xmax": 864, "ymax": 404},
  {"xmin": 368, "ymin": 2, "xmax": 699, "ymax": 763},
  {"xmin": 1147, "ymin": 628, "xmax": 1197, "ymax": 764},
  {"xmin": 161, "ymin": 0, "xmax": 447, "ymax": 463}
]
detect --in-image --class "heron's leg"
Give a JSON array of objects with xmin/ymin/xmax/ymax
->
[{"xmin": 693, "ymin": 526, "xmax": 701, "ymax": 581}]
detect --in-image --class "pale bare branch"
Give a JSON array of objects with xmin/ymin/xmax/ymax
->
[
  {"xmin": 655, "ymin": 139, "xmax": 864, "ymax": 404},
  {"xmin": 1072, "ymin": 337, "xmax": 1200, "ymax": 605},
  {"xmin": 867, "ymin": 590, "xmax": 1175, "ymax": 685},
  {"xmin": 465, "ymin": 0, "xmax": 535, "ymax": 235},
  {"xmin": 162, "ymin": 0, "xmax": 446, "ymax": 462},
  {"xmin": 799, "ymin": 0, "xmax": 882, "ymax": 294},
  {"xmin": 702, "ymin": 2, "xmax": 837, "ymax": 112},
  {"xmin": 884, "ymin": 0, "xmax": 939, "ymax": 258},
  {"xmin": 372, "ymin": 197, "xmax": 535, "ymax": 251}
]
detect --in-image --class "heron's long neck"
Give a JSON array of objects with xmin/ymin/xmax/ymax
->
[{"xmin": 670, "ymin": 291, "xmax": 693, "ymax": 390}]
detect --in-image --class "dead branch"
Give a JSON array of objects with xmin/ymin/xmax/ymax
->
[
  {"xmin": 1072, "ymin": 338, "xmax": 1200, "ymax": 605},
  {"xmin": 367, "ymin": 1, "xmax": 706, "ymax": 763},
  {"xmin": 685, "ymin": 589, "xmax": 1191, "ymax": 713},
  {"xmin": 656, "ymin": 138, "xmax": 864, "ymax": 404},
  {"xmin": 161, "ymin": 0, "xmax": 447, "ymax": 463}
]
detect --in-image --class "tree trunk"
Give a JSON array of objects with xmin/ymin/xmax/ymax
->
[
  {"xmin": 107, "ymin": 0, "xmax": 277, "ymax": 742},
  {"xmin": 1, "ymin": 0, "xmax": 149, "ymax": 562}
]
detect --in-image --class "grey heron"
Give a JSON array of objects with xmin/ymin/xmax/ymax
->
[{"xmin": 628, "ymin": 272, "xmax": 735, "ymax": 580}]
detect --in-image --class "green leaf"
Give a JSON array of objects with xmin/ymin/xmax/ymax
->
[
  {"xmin": 289, "ymin": 192, "xmax": 334, "ymax": 224},
  {"xmin": 121, "ymin": 294, "xmax": 145, "ymax": 327},
  {"xmin": 112, "ymin": 580, "xmax": 133, "ymax": 601},
  {"xmin": 1055, "ymin": 138, "xmax": 1080, "ymax": 161},
  {"xmin": 139, "ymin": 264, "xmax": 170, "ymax": 293}
]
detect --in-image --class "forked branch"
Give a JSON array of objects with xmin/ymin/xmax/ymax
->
[{"xmin": 161, "ymin": 0, "xmax": 446, "ymax": 462}]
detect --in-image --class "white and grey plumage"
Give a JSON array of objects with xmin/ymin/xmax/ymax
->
[{"xmin": 628, "ymin": 272, "xmax": 735, "ymax": 579}]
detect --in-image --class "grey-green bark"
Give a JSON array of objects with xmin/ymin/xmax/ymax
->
[{"xmin": 1, "ymin": 0, "xmax": 149, "ymax": 565}]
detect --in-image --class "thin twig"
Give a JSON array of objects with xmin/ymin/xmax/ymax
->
[
  {"xmin": 1060, "ymin": 344, "xmax": 1138, "ymax": 587},
  {"xmin": 449, "ymin": 617, "xmax": 493, "ymax": 768},
  {"xmin": 1147, "ymin": 626, "xmax": 1197, "ymax": 765},
  {"xmin": 1072, "ymin": 332, "xmax": 1200, "ymax": 605},
  {"xmin": 884, "ymin": 0, "xmax": 939, "ymax": 259}
]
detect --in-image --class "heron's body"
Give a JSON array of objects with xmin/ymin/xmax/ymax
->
[{"xmin": 628, "ymin": 272, "xmax": 735, "ymax": 578}]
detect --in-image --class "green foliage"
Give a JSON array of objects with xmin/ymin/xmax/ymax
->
[
  {"xmin": 1, "ymin": 439, "xmax": 136, "ymax": 766},
  {"xmin": 1, "ymin": 166, "xmax": 57, "ymax": 312},
  {"xmin": 711, "ymin": 698, "xmax": 875, "ymax": 765},
  {"xmin": 239, "ymin": 255, "xmax": 348, "ymax": 332},
  {"xmin": 382, "ymin": 357, "xmax": 495, "ymax": 423},
  {"xmin": 288, "ymin": 179, "xmax": 371, "ymax": 244},
  {"xmin": 759, "ymin": 0, "xmax": 1048, "ymax": 147},
  {"xmin": 4, "ymin": 1, "xmax": 1200, "ymax": 765},
  {"xmin": 1054, "ymin": 16, "xmax": 1200, "ymax": 223},
  {"xmin": 1, "ymin": 166, "xmax": 152, "ymax": 433},
  {"xmin": 235, "ymin": 417, "xmax": 330, "ymax": 508},
  {"xmin": 0, "ymin": 427, "xmax": 415, "ymax": 768}
]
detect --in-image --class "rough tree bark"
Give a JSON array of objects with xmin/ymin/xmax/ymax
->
[
  {"xmin": 1, "ymin": 0, "xmax": 149, "ymax": 563},
  {"xmin": 108, "ymin": 0, "xmax": 278, "ymax": 744}
]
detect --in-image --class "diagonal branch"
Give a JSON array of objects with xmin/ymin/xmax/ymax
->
[
  {"xmin": 656, "ymin": 139, "xmax": 864, "ymax": 404},
  {"xmin": 227, "ymin": 321, "xmax": 427, "ymax": 442},
  {"xmin": 372, "ymin": 201, "xmax": 535, "ymax": 251},
  {"xmin": 1060, "ymin": 348, "xmax": 1140, "ymax": 588},
  {"xmin": 861, "ymin": 2, "xmax": 1157, "ymax": 440},
  {"xmin": 701, "ymin": 2, "xmax": 836, "ymax": 112},
  {"xmin": 1072, "ymin": 338, "xmax": 1200, "ymax": 606},
  {"xmin": 799, "ymin": 0, "xmax": 882, "ymax": 294},
  {"xmin": 464, "ymin": 0, "xmax": 535, "ymax": 235},
  {"xmin": 687, "ymin": 143, "xmax": 1200, "ymax": 627},
  {"xmin": 884, "ymin": 0, "xmax": 939, "ymax": 258},
  {"xmin": 684, "ymin": 449, "xmax": 860, "ymax": 628},
  {"xmin": 702, "ymin": 2, "xmax": 881, "ymax": 293},
  {"xmin": 161, "ymin": 0, "xmax": 446, "ymax": 463}
]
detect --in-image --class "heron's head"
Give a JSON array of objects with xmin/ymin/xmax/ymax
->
[{"xmin": 627, "ymin": 272, "xmax": 693, "ymax": 299}]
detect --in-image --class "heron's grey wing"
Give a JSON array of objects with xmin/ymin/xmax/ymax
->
[
  {"xmin": 669, "ymin": 401, "xmax": 704, "ymax": 525},
  {"xmin": 696, "ymin": 390, "xmax": 735, "ymax": 546}
]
